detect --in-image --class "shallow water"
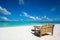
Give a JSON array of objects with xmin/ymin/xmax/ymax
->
[{"xmin": 0, "ymin": 21, "xmax": 60, "ymax": 27}]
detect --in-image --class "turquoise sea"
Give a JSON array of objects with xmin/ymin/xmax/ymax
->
[{"xmin": 0, "ymin": 21, "xmax": 60, "ymax": 27}]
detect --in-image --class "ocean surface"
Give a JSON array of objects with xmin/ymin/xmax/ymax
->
[{"xmin": 0, "ymin": 21, "xmax": 60, "ymax": 27}]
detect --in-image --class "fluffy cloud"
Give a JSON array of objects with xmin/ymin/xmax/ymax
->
[
  {"xmin": 21, "ymin": 12, "xmax": 42, "ymax": 20},
  {"xmin": 42, "ymin": 16, "xmax": 53, "ymax": 21},
  {"xmin": 19, "ymin": 0, "xmax": 24, "ymax": 5},
  {"xmin": 0, "ymin": 16, "xmax": 21, "ymax": 21},
  {"xmin": 20, "ymin": 12, "xmax": 53, "ymax": 21},
  {"xmin": 0, "ymin": 16, "xmax": 9, "ymax": 21},
  {"xmin": 42, "ymin": 16, "xmax": 46, "ymax": 18},
  {"xmin": 0, "ymin": 6, "xmax": 11, "ymax": 15},
  {"xmin": 22, "ymin": 12, "xmax": 29, "ymax": 17},
  {"xmin": 35, "ymin": 17, "xmax": 42, "ymax": 20}
]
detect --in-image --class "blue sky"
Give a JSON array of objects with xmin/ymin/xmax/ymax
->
[{"xmin": 0, "ymin": 0, "xmax": 60, "ymax": 22}]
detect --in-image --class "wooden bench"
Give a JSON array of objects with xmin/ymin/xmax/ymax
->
[{"xmin": 34, "ymin": 24, "xmax": 54, "ymax": 37}]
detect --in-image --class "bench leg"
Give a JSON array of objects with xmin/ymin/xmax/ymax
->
[
  {"xmin": 40, "ymin": 31, "xmax": 42, "ymax": 37},
  {"xmin": 34, "ymin": 27, "xmax": 36, "ymax": 33},
  {"xmin": 51, "ymin": 31, "xmax": 53, "ymax": 36},
  {"xmin": 40, "ymin": 34, "xmax": 42, "ymax": 37}
]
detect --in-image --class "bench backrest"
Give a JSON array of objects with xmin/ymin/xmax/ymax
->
[{"xmin": 40, "ymin": 24, "xmax": 54, "ymax": 34}]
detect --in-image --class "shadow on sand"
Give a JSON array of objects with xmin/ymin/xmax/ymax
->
[{"xmin": 31, "ymin": 29, "xmax": 50, "ymax": 37}]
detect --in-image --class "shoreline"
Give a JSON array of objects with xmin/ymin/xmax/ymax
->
[{"xmin": 0, "ymin": 24, "xmax": 60, "ymax": 28}]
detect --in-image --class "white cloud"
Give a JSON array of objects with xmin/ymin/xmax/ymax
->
[
  {"xmin": 29, "ymin": 16, "xmax": 36, "ymax": 20},
  {"xmin": 22, "ymin": 12, "xmax": 36, "ymax": 20},
  {"xmin": 19, "ymin": 0, "xmax": 24, "ymax": 5},
  {"xmin": 0, "ymin": 16, "xmax": 21, "ymax": 21},
  {"xmin": 0, "ymin": 16, "xmax": 9, "ymax": 21},
  {"xmin": 42, "ymin": 16, "xmax": 47, "ymax": 19},
  {"xmin": 0, "ymin": 6, "xmax": 11, "ymax": 15},
  {"xmin": 42, "ymin": 16, "xmax": 53, "ymax": 21},
  {"xmin": 20, "ymin": 12, "xmax": 53, "ymax": 21},
  {"xmin": 35, "ymin": 17, "xmax": 42, "ymax": 20},
  {"xmin": 29, "ymin": 16, "xmax": 42, "ymax": 20},
  {"xmin": 20, "ymin": 12, "xmax": 42, "ymax": 20},
  {"xmin": 22, "ymin": 12, "xmax": 29, "ymax": 17}
]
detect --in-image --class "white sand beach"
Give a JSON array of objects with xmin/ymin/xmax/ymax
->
[{"xmin": 0, "ymin": 24, "xmax": 60, "ymax": 40}]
